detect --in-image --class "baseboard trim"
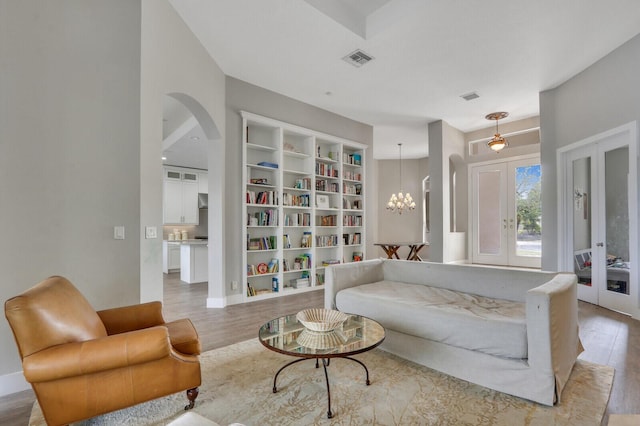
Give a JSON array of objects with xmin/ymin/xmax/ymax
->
[
  {"xmin": 0, "ymin": 371, "xmax": 30, "ymax": 397},
  {"xmin": 206, "ymin": 297, "xmax": 226, "ymax": 308}
]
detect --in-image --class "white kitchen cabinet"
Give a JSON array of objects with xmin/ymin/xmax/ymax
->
[
  {"xmin": 163, "ymin": 168, "xmax": 199, "ymax": 225},
  {"xmin": 162, "ymin": 241, "xmax": 181, "ymax": 273},
  {"xmin": 198, "ymin": 172, "xmax": 208, "ymax": 194}
]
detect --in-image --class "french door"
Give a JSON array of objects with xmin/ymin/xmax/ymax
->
[
  {"xmin": 471, "ymin": 156, "xmax": 542, "ymax": 268},
  {"xmin": 560, "ymin": 123, "xmax": 638, "ymax": 314}
]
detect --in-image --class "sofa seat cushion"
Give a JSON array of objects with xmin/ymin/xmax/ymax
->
[{"xmin": 336, "ymin": 281, "xmax": 528, "ymax": 359}]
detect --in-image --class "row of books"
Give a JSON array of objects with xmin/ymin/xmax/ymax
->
[
  {"xmin": 283, "ymin": 193, "xmax": 310, "ymax": 207},
  {"xmin": 315, "ymin": 163, "xmax": 339, "ymax": 177},
  {"xmin": 316, "ymin": 180, "xmax": 339, "ymax": 193},
  {"xmin": 317, "ymin": 214, "xmax": 337, "ymax": 227},
  {"xmin": 343, "ymin": 152, "xmax": 362, "ymax": 165},
  {"xmin": 284, "ymin": 213, "xmax": 311, "ymax": 227},
  {"xmin": 283, "ymin": 233, "xmax": 312, "ymax": 249},
  {"xmin": 343, "ymin": 183, "xmax": 362, "ymax": 195},
  {"xmin": 343, "ymin": 215, "xmax": 363, "ymax": 226},
  {"xmin": 283, "ymin": 253, "xmax": 311, "ymax": 271},
  {"xmin": 292, "ymin": 178, "xmax": 312, "ymax": 189},
  {"xmin": 247, "ymin": 235, "xmax": 277, "ymax": 251},
  {"xmin": 321, "ymin": 259, "xmax": 341, "ymax": 266},
  {"xmin": 247, "ymin": 209, "xmax": 278, "ymax": 226},
  {"xmin": 246, "ymin": 283, "xmax": 272, "ymax": 297},
  {"xmin": 316, "ymin": 234, "xmax": 339, "ymax": 247},
  {"xmin": 246, "ymin": 190, "xmax": 278, "ymax": 205},
  {"xmin": 343, "ymin": 171, "xmax": 362, "ymax": 181},
  {"xmin": 247, "ymin": 258, "xmax": 279, "ymax": 276},
  {"xmin": 343, "ymin": 232, "xmax": 362, "ymax": 245}
]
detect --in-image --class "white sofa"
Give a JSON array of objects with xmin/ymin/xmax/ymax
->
[{"xmin": 324, "ymin": 259, "xmax": 584, "ymax": 405}]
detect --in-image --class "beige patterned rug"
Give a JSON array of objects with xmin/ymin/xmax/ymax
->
[{"xmin": 30, "ymin": 338, "xmax": 613, "ymax": 425}]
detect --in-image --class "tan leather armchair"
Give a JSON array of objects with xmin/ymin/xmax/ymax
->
[{"xmin": 5, "ymin": 276, "xmax": 201, "ymax": 426}]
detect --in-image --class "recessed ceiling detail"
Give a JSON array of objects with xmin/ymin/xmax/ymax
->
[{"xmin": 343, "ymin": 49, "xmax": 374, "ymax": 67}]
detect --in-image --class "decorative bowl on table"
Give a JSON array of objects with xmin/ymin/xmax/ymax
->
[
  {"xmin": 296, "ymin": 308, "xmax": 349, "ymax": 332},
  {"xmin": 297, "ymin": 328, "xmax": 348, "ymax": 349}
]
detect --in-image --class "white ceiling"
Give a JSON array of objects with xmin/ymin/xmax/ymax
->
[{"xmin": 167, "ymin": 0, "xmax": 640, "ymax": 159}]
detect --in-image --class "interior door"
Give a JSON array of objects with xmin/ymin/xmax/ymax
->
[
  {"xmin": 563, "ymin": 125, "xmax": 637, "ymax": 314},
  {"xmin": 472, "ymin": 163, "xmax": 508, "ymax": 265},
  {"xmin": 471, "ymin": 157, "xmax": 542, "ymax": 268}
]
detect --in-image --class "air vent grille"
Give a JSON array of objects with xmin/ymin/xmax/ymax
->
[
  {"xmin": 460, "ymin": 92, "xmax": 480, "ymax": 101},
  {"xmin": 342, "ymin": 49, "xmax": 374, "ymax": 68}
]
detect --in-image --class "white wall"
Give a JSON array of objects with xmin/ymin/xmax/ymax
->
[
  {"xmin": 140, "ymin": 0, "xmax": 226, "ymax": 305},
  {"xmin": 540, "ymin": 33, "xmax": 640, "ymax": 271},
  {"xmin": 376, "ymin": 158, "xmax": 426, "ymax": 259},
  {"xmin": 0, "ymin": 0, "xmax": 142, "ymax": 394},
  {"xmin": 428, "ymin": 120, "xmax": 468, "ymax": 263},
  {"xmin": 0, "ymin": 0, "xmax": 227, "ymax": 396}
]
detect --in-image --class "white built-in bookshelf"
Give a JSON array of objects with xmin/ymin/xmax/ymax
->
[{"xmin": 242, "ymin": 111, "xmax": 366, "ymax": 302}]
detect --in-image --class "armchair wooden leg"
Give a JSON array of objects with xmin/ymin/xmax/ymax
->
[{"xmin": 185, "ymin": 387, "xmax": 199, "ymax": 410}]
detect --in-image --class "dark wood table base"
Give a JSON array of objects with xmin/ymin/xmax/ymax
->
[
  {"xmin": 272, "ymin": 356, "xmax": 370, "ymax": 419},
  {"xmin": 374, "ymin": 242, "xmax": 427, "ymax": 261}
]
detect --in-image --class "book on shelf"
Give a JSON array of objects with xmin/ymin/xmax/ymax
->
[
  {"xmin": 267, "ymin": 258, "xmax": 279, "ymax": 273},
  {"xmin": 293, "ymin": 253, "xmax": 311, "ymax": 270},
  {"xmin": 257, "ymin": 161, "xmax": 278, "ymax": 169},
  {"xmin": 247, "ymin": 190, "xmax": 278, "ymax": 205},
  {"xmin": 301, "ymin": 231, "xmax": 312, "ymax": 248},
  {"xmin": 283, "ymin": 234, "xmax": 291, "ymax": 249},
  {"xmin": 247, "ymin": 235, "xmax": 277, "ymax": 250}
]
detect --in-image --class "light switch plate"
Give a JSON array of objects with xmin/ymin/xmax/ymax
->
[
  {"xmin": 145, "ymin": 226, "xmax": 157, "ymax": 239},
  {"xmin": 114, "ymin": 226, "xmax": 125, "ymax": 240}
]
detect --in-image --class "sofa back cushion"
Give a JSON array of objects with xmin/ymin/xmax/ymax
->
[
  {"xmin": 5, "ymin": 276, "xmax": 107, "ymax": 358},
  {"xmin": 381, "ymin": 260, "xmax": 556, "ymax": 302}
]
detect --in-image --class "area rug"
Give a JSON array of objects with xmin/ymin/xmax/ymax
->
[{"xmin": 30, "ymin": 339, "xmax": 614, "ymax": 426}]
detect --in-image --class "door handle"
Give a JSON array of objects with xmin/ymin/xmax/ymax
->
[{"xmin": 596, "ymin": 242, "xmax": 604, "ymax": 247}]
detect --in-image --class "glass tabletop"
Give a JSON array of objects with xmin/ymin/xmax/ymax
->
[{"xmin": 258, "ymin": 312, "xmax": 385, "ymax": 358}]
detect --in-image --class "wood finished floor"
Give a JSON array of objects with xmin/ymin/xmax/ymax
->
[{"xmin": 1, "ymin": 272, "xmax": 638, "ymax": 425}]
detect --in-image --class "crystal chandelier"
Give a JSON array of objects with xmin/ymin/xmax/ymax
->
[
  {"xmin": 386, "ymin": 143, "xmax": 416, "ymax": 214},
  {"xmin": 485, "ymin": 111, "xmax": 509, "ymax": 152}
]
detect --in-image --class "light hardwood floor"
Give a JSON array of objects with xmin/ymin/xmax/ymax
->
[{"xmin": 1, "ymin": 273, "xmax": 637, "ymax": 425}]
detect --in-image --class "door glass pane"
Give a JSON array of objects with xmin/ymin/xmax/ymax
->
[
  {"xmin": 605, "ymin": 147, "xmax": 630, "ymax": 295},
  {"xmin": 515, "ymin": 164, "xmax": 542, "ymax": 257},
  {"xmin": 478, "ymin": 170, "xmax": 502, "ymax": 255},
  {"xmin": 573, "ymin": 157, "xmax": 592, "ymax": 287}
]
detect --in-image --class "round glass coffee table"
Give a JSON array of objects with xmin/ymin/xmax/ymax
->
[{"xmin": 258, "ymin": 312, "xmax": 385, "ymax": 419}]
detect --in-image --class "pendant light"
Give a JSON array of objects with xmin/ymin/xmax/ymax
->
[
  {"xmin": 485, "ymin": 112, "xmax": 509, "ymax": 152},
  {"xmin": 386, "ymin": 143, "xmax": 415, "ymax": 214}
]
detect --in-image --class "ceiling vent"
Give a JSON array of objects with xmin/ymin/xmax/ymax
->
[
  {"xmin": 460, "ymin": 92, "xmax": 480, "ymax": 101},
  {"xmin": 342, "ymin": 49, "xmax": 374, "ymax": 68}
]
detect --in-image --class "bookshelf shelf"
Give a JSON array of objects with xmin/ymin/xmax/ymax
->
[{"xmin": 242, "ymin": 111, "xmax": 366, "ymax": 302}]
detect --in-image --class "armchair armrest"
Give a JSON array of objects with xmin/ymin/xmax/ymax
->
[
  {"xmin": 97, "ymin": 301, "xmax": 165, "ymax": 335},
  {"xmin": 22, "ymin": 326, "xmax": 171, "ymax": 383},
  {"xmin": 325, "ymin": 259, "xmax": 384, "ymax": 309}
]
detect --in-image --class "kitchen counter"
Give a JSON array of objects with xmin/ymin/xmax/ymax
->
[
  {"xmin": 180, "ymin": 241, "xmax": 208, "ymax": 284},
  {"xmin": 166, "ymin": 239, "xmax": 208, "ymax": 245}
]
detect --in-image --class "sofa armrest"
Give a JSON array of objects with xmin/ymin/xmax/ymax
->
[
  {"xmin": 325, "ymin": 259, "xmax": 384, "ymax": 309},
  {"xmin": 97, "ymin": 301, "xmax": 165, "ymax": 335},
  {"xmin": 22, "ymin": 326, "xmax": 171, "ymax": 383},
  {"xmin": 526, "ymin": 273, "xmax": 583, "ymax": 402}
]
